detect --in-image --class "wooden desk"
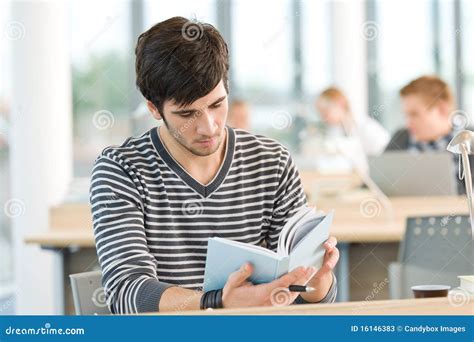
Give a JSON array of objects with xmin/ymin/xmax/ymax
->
[
  {"xmin": 155, "ymin": 297, "xmax": 473, "ymax": 315},
  {"xmin": 24, "ymin": 184, "xmax": 469, "ymax": 310},
  {"xmin": 316, "ymin": 193, "xmax": 467, "ymax": 242},
  {"xmin": 25, "ymin": 203, "xmax": 93, "ymax": 248},
  {"xmin": 24, "ymin": 194, "xmax": 468, "ymax": 247}
]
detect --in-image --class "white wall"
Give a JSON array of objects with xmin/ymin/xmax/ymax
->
[
  {"xmin": 331, "ymin": 0, "xmax": 368, "ymax": 121},
  {"xmin": 9, "ymin": 0, "xmax": 72, "ymax": 314}
]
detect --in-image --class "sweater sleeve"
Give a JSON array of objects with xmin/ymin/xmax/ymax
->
[
  {"xmin": 293, "ymin": 273, "xmax": 338, "ymax": 305},
  {"xmin": 385, "ymin": 128, "xmax": 410, "ymax": 151},
  {"xmin": 265, "ymin": 153, "xmax": 307, "ymax": 252},
  {"xmin": 90, "ymin": 155, "xmax": 172, "ymax": 314},
  {"xmin": 264, "ymin": 151, "xmax": 337, "ymax": 305}
]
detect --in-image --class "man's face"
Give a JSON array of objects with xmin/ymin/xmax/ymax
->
[
  {"xmin": 160, "ymin": 81, "xmax": 228, "ymax": 157},
  {"xmin": 401, "ymin": 95, "xmax": 449, "ymax": 142}
]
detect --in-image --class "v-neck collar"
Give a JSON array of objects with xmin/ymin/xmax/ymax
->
[{"xmin": 150, "ymin": 126, "xmax": 235, "ymax": 198}]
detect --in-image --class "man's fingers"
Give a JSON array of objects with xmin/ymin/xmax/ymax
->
[
  {"xmin": 294, "ymin": 266, "xmax": 317, "ymax": 285},
  {"xmin": 324, "ymin": 236, "xmax": 338, "ymax": 251},
  {"xmin": 322, "ymin": 247, "xmax": 340, "ymax": 272},
  {"xmin": 273, "ymin": 266, "xmax": 311, "ymax": 288},
  {"xmin": 226, "ymin": 262, "xmax": 253, "ymax": 288}
]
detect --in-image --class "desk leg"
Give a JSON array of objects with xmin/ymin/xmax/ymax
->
[
  {"xmin": 335, "ymin": 242, "xmax": 350, "ymax": 302},
  {"xmin": 43, "ymin": 247, "xmax": 66, "ymax": 315},
  {"xmin": 54, "ymin": 249, "xmax": 65, "ymax": 314}
]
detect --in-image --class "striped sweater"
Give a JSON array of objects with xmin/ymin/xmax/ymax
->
[{"xmin": 90, "ymin": 126, "xmax": 336, "ymax": 314}]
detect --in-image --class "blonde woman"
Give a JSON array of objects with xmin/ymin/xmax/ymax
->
[{"xmin": 316, "ymin": 87, "xmax": 389, "ymax": 157}]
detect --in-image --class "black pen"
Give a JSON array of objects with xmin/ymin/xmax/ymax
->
[{"xmin": 288, "ymin": 285, "xmax": 315, "ymax": 292}]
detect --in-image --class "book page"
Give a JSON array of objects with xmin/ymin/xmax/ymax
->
[
  {"xmin": 288, "ymin": 211, "xmax": 334, "ymax": 271},
  {"xmin": 290, "ymin": 215, "xmax": 326, "ymax": 252},
  {"xmin": 277, "ymin": 206, "xmax": 315, "ymax": 255},
  {"xmin": 210, "ymin": 237, "xmax": 277, "ymax": 258}
]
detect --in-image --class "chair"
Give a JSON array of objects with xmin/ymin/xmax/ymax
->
[
  {"xmin": 389, "ymin": 215, "xmax": 473, "ymax": 299},
  {"xmin": 69, "ymin": 270, "xmax": 110, "ymax": 315}
]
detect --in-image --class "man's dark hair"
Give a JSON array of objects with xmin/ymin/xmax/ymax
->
[{"xmin": 135, "ymin": 16, "xmax": 229, "ymax": 115}]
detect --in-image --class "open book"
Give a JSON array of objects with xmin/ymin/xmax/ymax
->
[{"xmin": 203, "ymin": 206, "xmax": 334, "ymax": 291}]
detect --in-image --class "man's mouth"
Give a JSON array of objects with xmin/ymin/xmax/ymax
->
[{"xmin": 196, "ymin": 137, "xmax": 216, "ymax": 146}]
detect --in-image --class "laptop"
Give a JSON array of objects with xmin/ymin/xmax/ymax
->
[{"xmin": 368, "ymin": 152, "xmax": 457, "ymax": 196}]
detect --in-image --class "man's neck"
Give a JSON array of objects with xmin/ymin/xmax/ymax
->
[
  {"xmin": 158, "ymin": 126, "xmax": 227, "ymax": 185},
  {"xmin": 425, "ymin": 126, "xmax": 452, "ymax": 142}
]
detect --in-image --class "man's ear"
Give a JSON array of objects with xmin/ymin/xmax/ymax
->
[
  {"xmin": 147, "ymin": 100, "xmax": 163, "ymax": 121},
  {"xmin": 437, "ymin": 100, "xmax": 451, "ymax": 118}
]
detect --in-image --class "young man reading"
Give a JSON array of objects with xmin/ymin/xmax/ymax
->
[{"xmin": 90, "ymin": 17, "xmax": 339, "ymax": 314}]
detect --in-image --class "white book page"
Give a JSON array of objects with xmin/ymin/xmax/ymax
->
[
  {"xmin": 211, "ymin": 237, "xmax": 279, "ymax": 258},
  {"xmin": 276, "ymin": 206, "xmax": 315, "ymax": 255},
  {"xmin": 290, "ymin": 215, "xmax": 326, "ymax": 251}
]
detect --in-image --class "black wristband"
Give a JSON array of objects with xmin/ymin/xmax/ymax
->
[{"xmin": 200, "ymin": 289, "xmax": 223, "ymax": 310}]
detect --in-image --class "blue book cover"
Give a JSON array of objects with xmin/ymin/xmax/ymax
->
[{"xmin": 203, "ymin": 208, "xmax": 334, "ymax": 291}]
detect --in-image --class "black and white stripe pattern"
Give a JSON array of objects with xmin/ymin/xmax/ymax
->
[{"xmin": 90, "ymin": 126, "xmax": 319, "ymax": 314}]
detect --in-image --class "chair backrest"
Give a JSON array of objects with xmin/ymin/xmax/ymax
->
[
  {"xmin": 401, "ymin": 215, "xmax": 472, "ymax": 264},
  {"xmin": 399, "ymin": 215, "xmax": 474, "ymax": 286},
  {"xmin": 69, "ymin": 271, "xmax": 110, "ymax": 315},
  {"xmin": 397, "ymin": 215, "xmax": 473, "ymax": 290}
]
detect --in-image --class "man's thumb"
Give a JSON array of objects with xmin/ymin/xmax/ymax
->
[{"xmin": 226, "ymin": 263, "xmax": 253, "ymax": 288}]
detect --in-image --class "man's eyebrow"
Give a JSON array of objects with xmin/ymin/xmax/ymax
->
[
  {"xmin": 209, "ymin": 95, "xmax": 227, "ymax": 106},
  {"xmin": 171, "ymin": 96, "xmax": 227, "ymax": 115},
  {"xmin": 171, "ymin": 108, "xmax": 197, "ymax": 115}
]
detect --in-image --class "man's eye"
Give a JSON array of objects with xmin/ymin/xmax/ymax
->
[{"xmin": 211, "ymin": 103, "xmax": 222, "ymax": 109}]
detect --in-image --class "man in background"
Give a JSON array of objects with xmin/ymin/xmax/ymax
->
[
  {"xmin": 227, "ymin": 99, "xmax": 250, "ymax": 130},
  {"xmin": 386, "ymin": 75, "xmax": 471, "ymax": 194}
]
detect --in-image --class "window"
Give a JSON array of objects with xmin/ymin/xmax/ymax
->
[
  {"xmin": 69, "ymin": 0, "xmax": 332, "ymax": 155},
  {"xmin": 368, "ymin": 0, "xmax": 472, "ymax": 133},
  {"xmin": 144, "ymin": 0, "xmax": 216, "ymax": 26},
  {"xmin": 301, "ymin": 0, "xmax": 332, "ymax": 97},
  {"xmin": 231, "ymin": 0, "xmax": 332, "ymax": 152},
  {"xmin": 461, "ymin": 0, "xmax": 474, "ymax": 118},
  {"xmin": 370, "ymin": 0, "xmax": 435, "ymax": 132},
  {"xmin": 70, "ymin": 0, "xmax": 136, "ymax": 177},
  {"xmin": 232, "ymin": 0, "xmax": 293, "ymax": 97},
  {"xmin": 437, "ymin": 0, "xmax": 456, "ymax": 86}
]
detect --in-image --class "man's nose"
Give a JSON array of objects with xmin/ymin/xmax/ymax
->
[{"xmin": 196, "ymin": 110, "xmax": 217, "ymax": 136}]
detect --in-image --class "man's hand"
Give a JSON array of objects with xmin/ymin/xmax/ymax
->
[
  {"xmin": 300, "ymin": 236, "xmax": 339, "ymax": 302},
  {"xmin": 221, "ymin": 263, "xmax": 315, "ymax": 308}
]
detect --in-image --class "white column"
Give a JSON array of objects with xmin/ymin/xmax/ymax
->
[
  {"xmin": 9, "ymin": 0, "xmax": 72, "ymax": 314},
  {"xmin": 330, "ymin": 0, "xmax": 368, "ymax": 120}
]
